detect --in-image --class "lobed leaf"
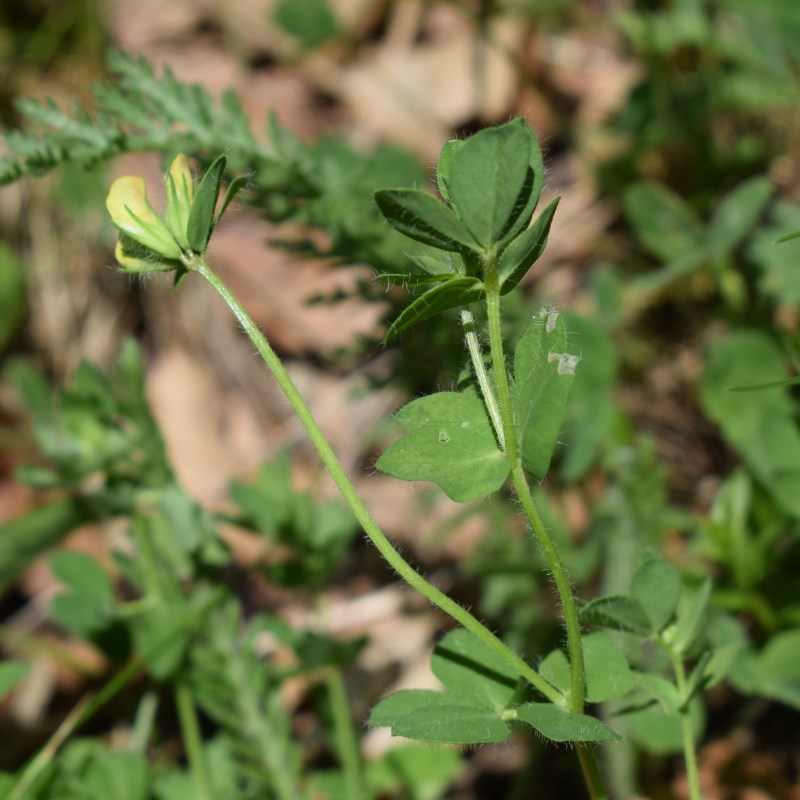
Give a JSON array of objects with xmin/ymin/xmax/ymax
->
[{"xmin": 376, "ymin": 388, "xmax": 509, "ymax": 502}]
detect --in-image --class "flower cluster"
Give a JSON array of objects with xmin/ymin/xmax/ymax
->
[{"xmin": 106, "ymin": 153, "xmax": 240, "ymax": 273}]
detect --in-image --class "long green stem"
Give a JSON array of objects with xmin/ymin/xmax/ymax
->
[
  {"xmin": 462, "ymin": 310, "xmax": 504, "ymax": 449},
  {"xmin": 483, "ymin": 288, "xmax": 585, "ymax": 710},
  {"xmin": 325, "ymin": 668, "xmax": 366, "ymax": 800},
  {"xmin": 8, "ymin": 658, "xmax": 143, "ymax": 800},
  {"xmin": 175, "ymin": 680, "xmax": 213, "ymax": 800},
  {"xmin": 9, "ymin": 589, "xmax": 227, "ymax": 800},
  {"xmin": 192, "ymin": 258, "xmax": 561, "ymax": 705},
  {"xmin": 671, "ymin": 653, "xmax": 703, "ymax": 800},
  {"xmin": 482, "ymin": 280, "xmax": 607, "ymax": 799}
]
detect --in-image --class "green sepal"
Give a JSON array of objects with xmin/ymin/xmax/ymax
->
[
  {"xmin": 377, "ymin": 387, "xmax": 509, "ymax": 503},
  {"xmin": 498, "ymin": 197, "xmax": 560, "ymax": 294},
  {"xmin": 212, "ymin": 174, "xmax": 247, "ymax": 229},
  {"xmin": 515, "ymin": 703, "xmax": 620, "ymax": 742},
  {"xmin": 513, "ymin": 309, "xmax": 578, "ymax": 478},
  {"xmin": 115, "ymin": 234, "xmax": 182, "ymax": 274},
  {"xmin": 187, "ymin": 154, "xmax": 227, "ymax": 252},
  {"xmin": 385, "ymin": 277, "xmax": 484, "ymax": 340},
  {"xmin": 375, "ymin": 188, "xmax": 481, "ymax": 254},
  {"xmin": 173, "ymin": 266, "xmax": 190, "ymax": 290},
  {"xmin": 444, "ymin": 119, "xmax": 533, "ymax": 248}
]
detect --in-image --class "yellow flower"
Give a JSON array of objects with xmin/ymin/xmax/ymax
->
[{"xmin": 106, "ymin": 175, "xmax": 183, "ymax": 261}]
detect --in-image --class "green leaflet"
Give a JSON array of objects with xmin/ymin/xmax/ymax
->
[
  {"xmin": 377, "ymin": 387, "xmax": 509, "ymax": 502},
  {"xmin": 513, "ymin": 309, "xmax": 579, "ymax": 478},
  {"xmin": 540, "ymin": 631, "xmax": 636, "ymax": 703},
  {"xmin": 431, "ymin": 628, "xmax": 519, "ymax": 709},
  {"xmin": 498, "ymin": 197, "xmax": 560, "ymax": 293},
  {"xmin": 579, "ymin": 595, "xmax": 652, "ymax": 634},
  {"xmin": 701, "ymin": 330, "xmax": 800, "ymax": 519},
  {"xmin": 515, "ymin": 703, "xmax": 619, "ymax": 742},
  {"xmin": 374, "ymin": 189, "xmax": 480, "ymax": 254},
  {"xmin": 444, "ymin": 119, "xmax": 533, "ymax": 248},
  {"xmin": 368, "ymin": 690, "xmax": 511, "ymax": 744},
  {"xmin": 630, "ymin": 557, "xmax": 682, "ymax": 633},
  {"xmin": 385, "ymin": 277, "xmax": 485, "ymax": 340}
]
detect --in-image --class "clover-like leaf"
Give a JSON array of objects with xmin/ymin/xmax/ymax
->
[{"xmin": 377, "ymin": 387, "xmax": 509, "ymax": 502}]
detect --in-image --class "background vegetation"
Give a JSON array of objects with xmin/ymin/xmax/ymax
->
[{"xmin": 1, "ymin": 0, "xmax": 799, "ymax": 798}]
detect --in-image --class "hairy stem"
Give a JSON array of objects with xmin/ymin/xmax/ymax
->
[
  {"xmin": 671, "ymin": 652, "xmax": 703, "ymax": 800},
  {"xmin": 483, "ymin": 277, "xmax": 606, "ymax": 798},
  {"xmin": 461, "ymin": 309, "xmax": 504, "ymax": 449},
  {"xmin": 483, "ymin": 286, "xmax": 585, "ymax": 710},
  {"xmin": 325, "ymin": 668, "xmax": 366, "ymax": 800},
  {"xmin": 9, "ymin": 589, "xmax": 226, "ymax": 800},
  {"xmin": 192, "ymin": 259, "xmax": 561, "ymax": 703},
  {"xmin": 176, "ymin": 680, "xmax": 213, "ymax": 800}
]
